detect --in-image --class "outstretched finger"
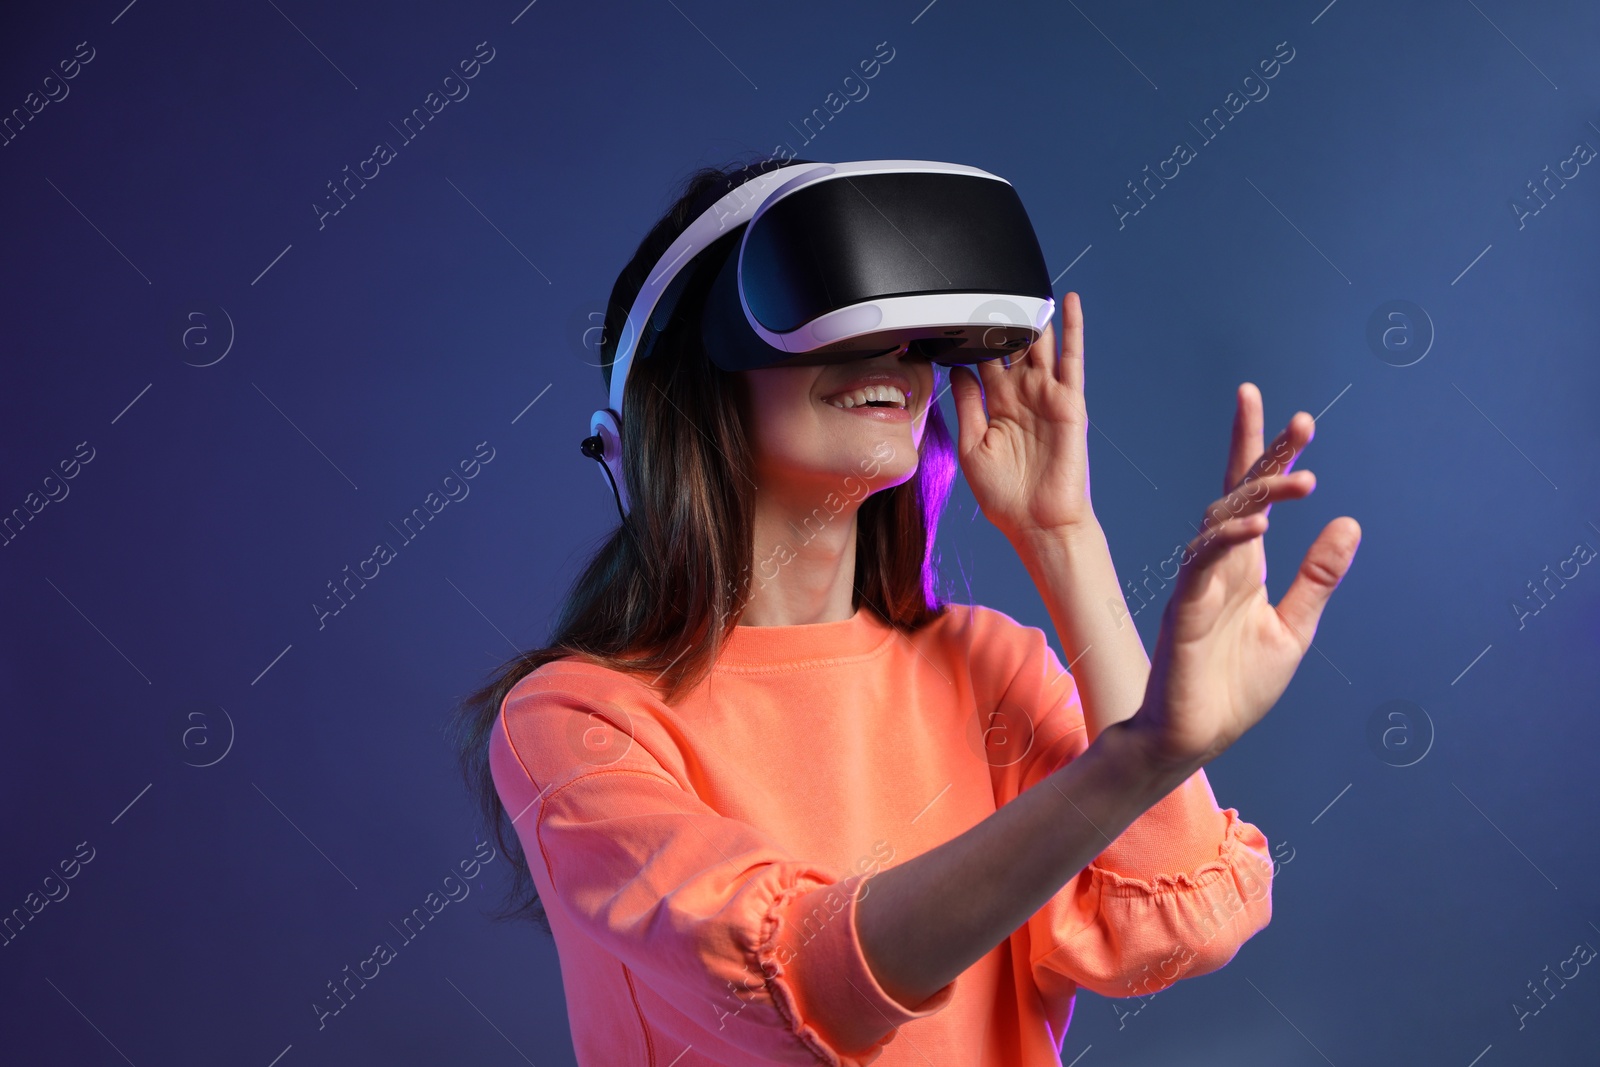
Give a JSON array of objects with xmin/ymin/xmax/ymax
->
[
  {"xmin": 1272, "ymin": 517, "xmax": 1362, "ymax": 653},
  {"xmin": 1225, "ymin": 383, "xmax": 1265, "ymax": 496},
  {"xmin": 1059, "ymin": 292, "xmax": 1084, "ymax": 394}
]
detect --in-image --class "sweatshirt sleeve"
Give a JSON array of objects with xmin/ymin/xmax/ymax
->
[
  {"xmin": 971, "ymin": 607, "xmax": 1275, "ymax": 1005},
  {"xmin": 494, "ymin": 667, "xmax": 956, "ymax": 1066}
]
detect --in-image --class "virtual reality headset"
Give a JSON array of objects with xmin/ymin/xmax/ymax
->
[{"xmin": 583, "ymin": 158, "xmax": 1057, "ymax": 515}]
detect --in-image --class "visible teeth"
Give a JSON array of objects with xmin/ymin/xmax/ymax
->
[{"xmin": 822, "ymin": 384, "xmax": 908, "ymax": 409}]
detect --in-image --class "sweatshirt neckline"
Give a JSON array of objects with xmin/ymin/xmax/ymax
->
[{"xmin": 716, "ymin": 602, "xmax": 898, "ymax": 671}]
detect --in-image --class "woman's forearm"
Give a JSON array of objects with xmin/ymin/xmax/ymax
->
[
  {"xmin": 853, "ymin": 718, "xmax": 1195, "ymax": 1009},
  {"xmin": 1012, "ymin": 519, "xmax": 1152, "ymax": 743}
]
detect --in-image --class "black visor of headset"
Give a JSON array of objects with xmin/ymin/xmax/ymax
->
[{"xmin": 584, "ymin": 159, "xmax": 1057, "ymax": 515}]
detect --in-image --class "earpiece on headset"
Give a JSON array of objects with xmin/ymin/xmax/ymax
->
[{"xmin": 586, "ymin": 409, "xmax": 629, "ymax": 520}]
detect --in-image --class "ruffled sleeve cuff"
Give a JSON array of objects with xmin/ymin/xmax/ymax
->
[
  {"xmin": 754, "ymin": 873, "xmax": 957, "ymax": 1066},
  {"xmin": 1027, "ymin": 809, "xmax": 1274, "ymax": 1002},
  {"xmin": 1091, "ymin": 807, "xmax": 1269, "ymax": 898}
]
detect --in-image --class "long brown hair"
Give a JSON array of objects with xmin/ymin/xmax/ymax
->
[{"xmin": 447, "ymin": 156, "xmax": 961, "ymax": 934}]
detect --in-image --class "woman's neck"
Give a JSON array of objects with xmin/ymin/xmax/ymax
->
[{"xmin": 740, "ymin": 499, "xmax": 861, "ymax": 626}]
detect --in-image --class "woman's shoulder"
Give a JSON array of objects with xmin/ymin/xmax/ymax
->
[
  {"xmin": 502, "ymin": 653, "xmax": 666, "ymax": 715},
  {"xmin": 916, "ymin": 599, "xmax": 1039, "ymax": 644},
  {"xmin": 494, "ymin": 654, "xmax": 683, "ymax": 788},
  {"xmin": 915, "ymin": 600, "xmax": 1062, "ymax": 687}
]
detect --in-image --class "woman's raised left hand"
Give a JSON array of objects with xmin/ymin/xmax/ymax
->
[{"xmin": 949, "ymin": 291, "xmax": 1093, "ymax": 542}]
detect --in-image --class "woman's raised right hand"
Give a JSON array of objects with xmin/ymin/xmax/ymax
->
[{"xmin": 1124, "ymin": 383, "xmax": 1362, "ymax": 774}]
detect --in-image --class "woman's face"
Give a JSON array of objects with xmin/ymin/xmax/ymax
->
[{"xmin": 734, "ymin": 349, "xmax": 937, "ymax": 503}]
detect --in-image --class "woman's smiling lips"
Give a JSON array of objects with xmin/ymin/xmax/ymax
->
[{"xmin": 818, "ymin": 371, "xmax": 916, "ymax": 421}]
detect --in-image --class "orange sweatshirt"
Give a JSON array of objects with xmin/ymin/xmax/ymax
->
[{"xmin": 489, "ymin": 601, "xmax": 1274, "ymax": 1066}]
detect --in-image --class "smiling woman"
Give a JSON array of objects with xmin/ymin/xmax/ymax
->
[{"xmin": 448, "ymin": 155, "xmax": 1359, "ymax": 1067}]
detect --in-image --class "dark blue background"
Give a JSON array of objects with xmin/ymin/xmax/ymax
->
[{"xmin": 3, "ymin": 0, "xmax": 1597, "ymax": 1063}]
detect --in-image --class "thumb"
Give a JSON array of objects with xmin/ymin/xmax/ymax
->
[
  {"xmin": 949, "ymin": 365, "xmax": 987, "ymax": 457},
  {"xmin": 1274, "ymin": 517, "xmax": 1362, "ymax": 651}
]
